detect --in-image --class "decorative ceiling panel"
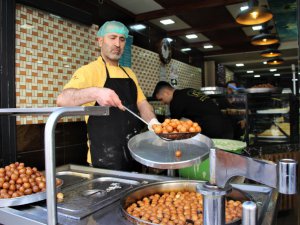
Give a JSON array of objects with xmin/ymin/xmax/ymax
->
[{"xmin": 110, "ymin": 0, "xmax": 163, "ymax": 14}]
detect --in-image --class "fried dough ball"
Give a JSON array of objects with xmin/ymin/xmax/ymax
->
[
  {"xmin": 152, "ymin": 119, "xmax": 201, "ymax": 134},
  {"xmin": 126, "ymin": 191, "xmax": 243, "ymax": 225},
  {"xmin": 175, "ymin": 150, "xmax": 182, "ymax": 157}
]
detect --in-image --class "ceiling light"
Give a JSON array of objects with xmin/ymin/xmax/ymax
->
[
  {"xmin": 186, "ymin": 34, "xmax": 198, "ymax": 39},
  {"xmin": 267, "ymin": 57, "xmax": 284, "ymax": 65},
  {"xmin": 260, "ymin": 49, "xmax": 282, "ymax": 57},
  {"xmin": 263, "ymin": 61, "xmax": 267, "ymax": 64},
  {"xmin": 247, "ymin": 70, "xmax": 254, "ymax": 73},
  {"xmin": 252, "ymin": 25, "xmax": 263, "ymax": 31},
  {"xmin": 270, "ymin": 68, "xmax": 277, "ymax": 72},
  {"xmin": 235, "ymin": 0, "xmax": 273, "ymax": 25},
  {"xmin": 160, "ymin": 19, "xmax": 175, "ymax": 25},
  {"xmin": 130, "ymin": 24, "xmax": 146, "ymax": 30},
  {"xmin": 181, "ymin": 48, "xmax": 191, "ymax": 52},
  {"xmin": 274, "ymin": 73, "xmax": 280, "ymax": 76},
  {"xmin": 166, "ymin": 38, "xmax": 173, "ymax": 42},
  {"xmin": 236, "ymin": 63, "xmax": 244, "ymax": 67},
  {"xmin": 254, "ymin": 75, "xmax": 261, "ymax": 77},
  {"xmin": 203, "ymin": 44, "xmax": 213, "ymax": 49},
  {"xmin": 49, "ymin": 14, "xmax": 61, "ymax": 19},
  {"xmin": 251, "ymin": 33, "xmax": 279, "ymax": 45},
  {"xmin": 240, "ymin": 6, "xmax": 249, "ymax": 11}
]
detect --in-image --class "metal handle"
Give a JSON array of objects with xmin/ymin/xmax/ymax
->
[
  {"xmin": 242, "ymin": 201, "xmax": 257, "ymax": 225},
  {"xmin": 278, "ymin": 159, "xmax": 298, "ymax": 194},
  {"xmin": 197, "ymin": 183, "xmax": 231, "ymax": 225},
  {"xmin": 124, "ymin": 106, "xmax": 148, "ymax": 125}
]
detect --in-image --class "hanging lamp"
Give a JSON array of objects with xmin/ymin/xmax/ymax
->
[
  {"xmin": 251, "ymin": 33, "xmax": 279, "ymax": 45},
  {"xmin": 251, "ymin": 24, "xmax": 279, "ymax": 46},
  {"xmin": 260, "ymin": 43, "xmax": 282, "ymax": 57},
  {"xmin": 236, "ymin": 0, "xmax": 273, "ymax": 25},
  {"xmin": 267, "ymin": 57, "xmax": 284, "ymax": 65},
  {"xmin": 260, "ymin": 49, "xmax": 281, "ymax": 57}
]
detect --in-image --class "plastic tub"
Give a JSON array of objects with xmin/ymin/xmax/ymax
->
[{"xmin": 179, "ymin": 139, "xmax": 246, "ymax": 181}]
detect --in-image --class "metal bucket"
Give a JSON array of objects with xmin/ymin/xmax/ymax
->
[{"xmin": 121, "ymin": 180, "xmax": 250, "ymax": 225}]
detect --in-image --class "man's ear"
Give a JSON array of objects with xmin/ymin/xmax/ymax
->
[{"xmin": 97, "ymin": 37, "xmax": 103, "ymax": 48}]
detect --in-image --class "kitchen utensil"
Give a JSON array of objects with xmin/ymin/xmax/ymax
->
[
  {"xmin": 157, "ymin": 131, "xmax": 200, "ymax": 141},
  {"xmin": 124, "ymin": 106, "xmax": 149, "ymax": 125},
  {"xmin": 124, "ymin": 106, "xmax": 199, "ymax": 141}
]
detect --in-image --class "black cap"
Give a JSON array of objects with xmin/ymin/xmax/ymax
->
[{"xmin": 152, "ymin": 81, "xmax": 173, "ymax": 99}]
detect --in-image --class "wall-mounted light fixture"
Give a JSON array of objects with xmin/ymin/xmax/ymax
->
[{"xmin": 236, "ymin": 0, "xmax": 273, "ymax": 25}]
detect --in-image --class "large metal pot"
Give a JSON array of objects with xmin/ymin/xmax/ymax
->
[{"xmin": 120, "ymin": 180, "xmax": 250, "ymax": 225}]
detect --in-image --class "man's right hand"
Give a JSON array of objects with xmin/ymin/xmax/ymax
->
[
  {"xmin": 57, "ymin": 87, "xmax": 124, "ymax": 110},
  {"xmin": 94, "ymin": 87, "xmax": 125, "ymax": 111}
]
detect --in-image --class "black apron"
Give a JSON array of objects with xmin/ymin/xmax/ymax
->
[{"xmin": 87, "ymin": 59, "xmax": 142, "ymax": 171}]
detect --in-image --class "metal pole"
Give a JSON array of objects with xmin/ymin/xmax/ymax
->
[
  {"xmin": 44, "ymin": 106, "xmax": 109, "ymax": 225},
  {"xmin": 278, "ymin": 159, "xmax": 298, "ymax": 194},
  {"xmin": 197, "ymin": 182, "xmax": 231, "ymax": 225},
  {"xmin": 242, "ymin": 201, "xmax": 257, "ymax": 225},
  {"xmin": 292, "ymin": 64, "xmax": 296, "ymax": 95}
]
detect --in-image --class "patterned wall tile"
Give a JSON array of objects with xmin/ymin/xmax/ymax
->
[
  {"xmin": 132, "ymin": 46, "xmax": 202, "ymax": 97},
  {"xmin": 15, "ymin": 4, "xmax": 202, "ymax": 125}
]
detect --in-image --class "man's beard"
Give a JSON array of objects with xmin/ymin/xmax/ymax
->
[
  {"xmin": 108, "ymin": 53, "xmax": 122, "ymax": 60},
  {"xmin": 106, "ymin": 49, "xmax": 123, "ymax": 61}
]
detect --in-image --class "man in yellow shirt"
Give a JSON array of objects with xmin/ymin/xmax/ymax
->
[{"xmin": 57, "ymin": 21, "xmax": 159, "ymax": 171}]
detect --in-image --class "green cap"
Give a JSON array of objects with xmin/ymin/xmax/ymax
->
[{"xmin": 97, "ymin": 21, "xmax": 129, "ymax": 38}]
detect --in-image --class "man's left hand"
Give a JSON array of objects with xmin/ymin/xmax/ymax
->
[{"xmin": 148, "ymin": 118, "xmax": 161, "ymax": 131}]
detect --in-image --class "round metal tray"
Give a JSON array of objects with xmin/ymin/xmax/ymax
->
[
  {"xmin": 128, "ymin": 131, "xmax": 213, "ymax": 169},
  {"xmin": 244, "ymin": 87, "xmax": 280, "ymax": 93},
  {"xmin": 120, "ymin": 180, "xmax": 250, "ymax": 225},
  {"xmin": 0, "ymin": 178, "xmax": 63, "ymax": 207}
]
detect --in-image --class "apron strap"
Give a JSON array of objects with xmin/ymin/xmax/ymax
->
[{"xmin": 101, "ymin": 57, "xmax": 131, "ymax": 79}]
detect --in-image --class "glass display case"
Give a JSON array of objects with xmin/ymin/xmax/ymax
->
[
  {"xmin": 212, "ymin": 93, "xmax": 299, "ymax": 146},
  {"xmin": 246, "ymin": 93, "xmax": 298, "ymax": 146}
]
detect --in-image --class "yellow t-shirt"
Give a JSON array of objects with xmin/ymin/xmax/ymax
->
[{"xmin": 63, "ymin": 56, "xmax": 146, "ymax": 163}]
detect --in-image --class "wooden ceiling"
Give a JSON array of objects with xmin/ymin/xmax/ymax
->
[{"xmin": 19, "ymin": 0, "xmax": 299, "ymax": 80}]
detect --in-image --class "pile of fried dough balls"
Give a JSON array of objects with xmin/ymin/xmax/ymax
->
[
  {"xmin": 126, "ymin": 191, "xmax": 242, "ymax": 225},
  {"xmin": 152, "ymin": 119, "xmax": 201, "ymax": 134},
  {"xmin": 0, "ymin": 162, "xmax": 62, "ymax": 199}
]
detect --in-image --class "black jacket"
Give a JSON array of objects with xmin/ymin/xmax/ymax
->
[{"xmin": 170, "ymin": 89, "xmax": 233, "ymax": 139}]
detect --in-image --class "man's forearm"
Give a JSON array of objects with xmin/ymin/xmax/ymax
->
[
  {"xmin": 57, "ymin": 87, "xmax": 98, "ymax": 106},
  {"xmin": 137, "ymin": 100, "xmax": 156, "ymax": 123}
]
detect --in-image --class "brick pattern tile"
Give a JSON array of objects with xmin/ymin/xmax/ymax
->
[{"xmin": 16, "ymin": 5, "xmax": 202, "ymax": 124}]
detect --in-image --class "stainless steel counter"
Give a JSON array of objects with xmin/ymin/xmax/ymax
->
[{"xmin": 0, "ymin": 164, "xmax": 279, "ymax": 225}]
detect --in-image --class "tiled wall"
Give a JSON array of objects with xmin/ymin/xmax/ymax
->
[
  {"xmin": 15, "ymin": 4, "xmax": 202, "ymax": 125},
  {"xmin": 225, "ymin": 67, "xmax": 234, "ymax": 82}
]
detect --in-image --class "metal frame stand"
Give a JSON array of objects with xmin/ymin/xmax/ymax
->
[
  {"xmin": 0, "ymin": 106, "xmax": 109, "ymax": 225},
  {"xmin": 196, "ymin": 148, "xmax": 298, "ymax": 225}
]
